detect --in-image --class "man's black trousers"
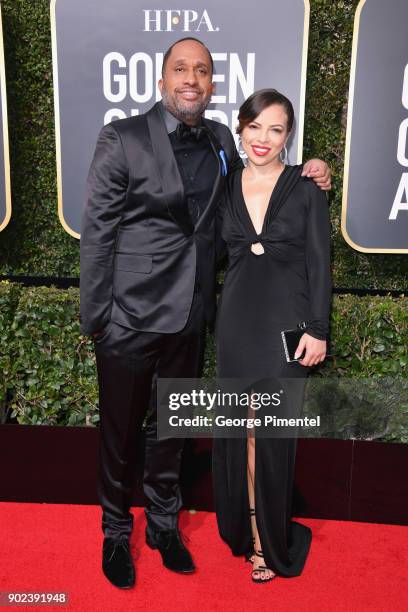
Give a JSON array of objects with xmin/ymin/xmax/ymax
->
[{"xmin": 94, "ymin": 290, "xmax": 206, "ymax": 539}]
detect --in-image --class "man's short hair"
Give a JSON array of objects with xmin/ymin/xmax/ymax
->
[{"xmin": 162, "ymin": 37, "xmax": 214, "ymax": 77}]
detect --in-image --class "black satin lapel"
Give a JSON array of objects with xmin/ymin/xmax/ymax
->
[
  {"xmin": 146, "ymin": 104, "xmax": 194, "ymax": 236},
  {"xmin": 266, "ymin": 165, "xmax": 303, "ymax": 229},
  {"xmin": 195, "ymin": 120, "xmax": 222, "ymax": 230}
]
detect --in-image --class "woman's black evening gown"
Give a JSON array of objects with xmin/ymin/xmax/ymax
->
[{"xmin": 213, "ymin": 164, "xmax": 331, "ymax": 577}]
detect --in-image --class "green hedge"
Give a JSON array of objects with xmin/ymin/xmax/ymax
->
[
  {"xmin": 1, "ymin": 282, "xmax": 406, "ymax": 442},
  {"xmin": 0, "ymin": 0, "xmax": 406, "ymax": 288},
  {"xmin": 0, "ymin": 281, "xmax": 97, "ymax": 426},
  {"xmin": 0, "ymin": 280, "xmax": 22, "ymax": 417},
  {"xmin": 303, "ymin": 294, "xmax": 408, "ymax": 443}
]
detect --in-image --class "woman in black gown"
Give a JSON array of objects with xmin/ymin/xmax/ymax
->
[{"xmin": 213, "ymin": 89, "xmax": 331, "ymax": 582}]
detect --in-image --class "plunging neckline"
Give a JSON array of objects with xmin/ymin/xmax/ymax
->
[{"xmin": 239, "ymin": 164, "xmax": 288, "ymax": 236}]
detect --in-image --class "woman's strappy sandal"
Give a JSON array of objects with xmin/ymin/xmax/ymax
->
[{"xmin": 251, "ymin": 550, "xmax": 276, "ymax": 584}]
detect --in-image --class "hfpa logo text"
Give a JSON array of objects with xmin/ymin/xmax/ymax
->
[{"xmin": 143, "ymin": 9, "xmax": 220, "ymax": 32}]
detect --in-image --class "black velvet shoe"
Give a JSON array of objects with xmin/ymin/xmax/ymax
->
[
  {"xmin": 146, "ymin": 528, "xmax": 195, "ymax": 573},
  {"xmin": 102, "ymin": 537, "xmax": 135, "ymax": 588}
]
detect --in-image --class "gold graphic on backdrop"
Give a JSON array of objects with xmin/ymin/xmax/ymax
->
[{"xmin": 51, "ymin": 0, "xmax": 79, "ymax": 239}]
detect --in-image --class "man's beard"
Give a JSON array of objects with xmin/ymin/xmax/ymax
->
[{"xmin": 161, "ymin": 89, "xmax": 211, "ymax": 123}]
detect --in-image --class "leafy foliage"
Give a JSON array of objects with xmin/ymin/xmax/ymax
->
[
  {"xmin": 0, "ymin": 280, "xmax": 22, "ymax": 419},
  {"xmin": 303, "ymin": 295, "xmax": 408, "ymax": 443},
  {"xmin": 1, "ymin": 283, "xmax": 406, "ymax": 441},
  {"xmin": 1, "ymin": 282, "xmax": 97, "ymax": 426}
]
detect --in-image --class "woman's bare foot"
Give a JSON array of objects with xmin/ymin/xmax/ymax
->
[{"xmin": 251, "ymin": 551, "xmax": 276, "ymax": 582}]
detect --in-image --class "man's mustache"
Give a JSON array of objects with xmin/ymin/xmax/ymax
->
[{"xmin": 176, "ymin": 88, "xmax": 204, "ymax": 94}]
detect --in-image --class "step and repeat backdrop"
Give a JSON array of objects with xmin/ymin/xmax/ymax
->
[
  {"xmin": 51, "ymin": 0, "xmax": 310, "ymax": 238},
  {"xmin": 342, "ymin": 0, "xmax": 408, "ymax": 253},
  {"xmin": 0, "ymin": 5, "xmax": 11, "ymax": 233}
]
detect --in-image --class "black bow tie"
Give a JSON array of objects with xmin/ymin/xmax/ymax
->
[{"xmin": 176, "ymin": 122, "xmax": 207, "ymax": 142}]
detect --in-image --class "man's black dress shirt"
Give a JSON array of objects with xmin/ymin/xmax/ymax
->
[{"xmin": 159, "ymin": 102, "xmax": 218, "ymax": 226}]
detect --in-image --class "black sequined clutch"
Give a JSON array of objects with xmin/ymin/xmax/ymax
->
[
  {"xmin": 281, "ymin": 321, "xmax": 332, "ymax": 363},
  {"xmin": 281, "ymin": 323, "xmax": 307, "ymax": 363}
]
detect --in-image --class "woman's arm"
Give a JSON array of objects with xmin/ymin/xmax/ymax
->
[{"xmin": 295, "ymin": 179, "xmax": 332, "ymax": 366}]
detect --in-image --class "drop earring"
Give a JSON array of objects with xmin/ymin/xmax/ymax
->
[
  {"xmin": 279, "ymin": 145, "xmax": 288, "ymax": 164},
  {"xmin": 238, "ymin": 136, "xmax": 248, "ymax": 165}
]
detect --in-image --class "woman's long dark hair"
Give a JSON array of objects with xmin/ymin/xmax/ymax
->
[{"xmin": 236, "ymin": 89, "xmax": 294, "ymax": 134}]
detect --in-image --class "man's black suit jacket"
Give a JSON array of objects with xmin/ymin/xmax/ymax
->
[{"xmin": 79, "ymin": 102, "xmax": 242, "ymax": 336}]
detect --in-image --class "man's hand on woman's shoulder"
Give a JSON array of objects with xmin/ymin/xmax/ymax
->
[{"xmin": 302, "ymin": 159, "xmax": 332, "ymax": 191}]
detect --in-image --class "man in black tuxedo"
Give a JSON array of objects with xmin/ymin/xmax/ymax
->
[{"xmin": 80, "ymin": 37, "xmax": 331, "ymax": 589}]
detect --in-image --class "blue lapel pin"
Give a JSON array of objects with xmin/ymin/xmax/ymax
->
[{"xmin": 219, "ymin": 149, "xmax": 228, "ymax": 176}]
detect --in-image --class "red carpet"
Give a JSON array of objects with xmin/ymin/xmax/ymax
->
[{"xmin": 0, "ymin": 503, "xmax": 407, "ymax": 611}]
